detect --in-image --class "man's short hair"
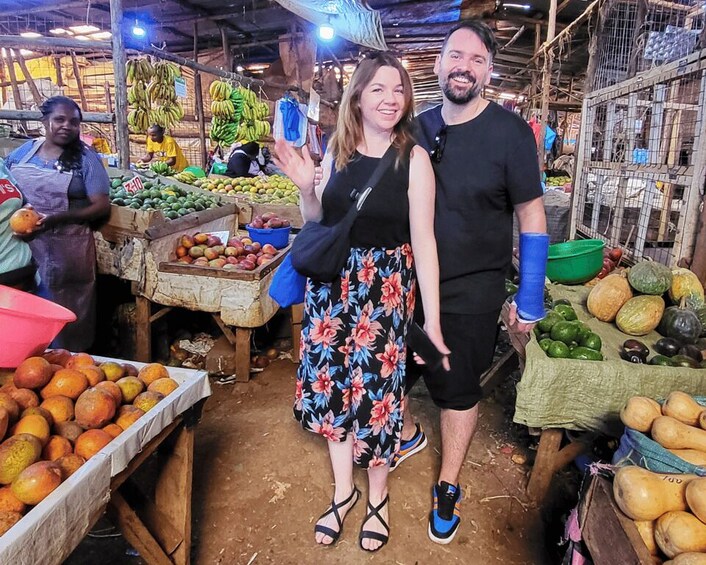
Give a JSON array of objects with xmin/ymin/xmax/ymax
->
[
  {"xmin": 148, "ymin": 124, "xmax": 164, "ymax": 135},
  {"xmin": 441, "ymin": 20, "xmax": 499, "ymax": 61}
]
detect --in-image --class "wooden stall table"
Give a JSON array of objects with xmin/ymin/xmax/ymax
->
[
  {"xmin": 95, "ymin": 192, "xmax": 289, "ymax": 381},
  {"xmin": 506, "ymin": 284, "xmax": 706, "ymax": 505},
  {"xmin": 0, "ymin": 359, "xmax": 211, "ymax": 565}
]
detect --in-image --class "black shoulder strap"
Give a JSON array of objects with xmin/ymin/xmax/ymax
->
[{"xmin": 355, "ymin": 144, "xmax": 399, "ymax": 211}]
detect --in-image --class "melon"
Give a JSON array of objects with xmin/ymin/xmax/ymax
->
[{"xmin": 616, "ymin": 295, "xmax": 666, "ymax": 336}]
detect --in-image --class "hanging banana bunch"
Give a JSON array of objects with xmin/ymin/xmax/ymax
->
[
  {"xmin": 209, "ymin": 80, "xmax": 233, "ymax": 101},
  {"xmin": 233, "ymin": 87, "xmax": 271, "ymax": 143},
  {"xmin": 127, "ymin": 108, "xmax": 150, "ymax": 134},
  {"xmin": 126, "ymin": 58, "xmax": 154, "ymax": 85},
  {"xmin": 153, "ymin": 61, "xmax": 181, "ymax": 84}
]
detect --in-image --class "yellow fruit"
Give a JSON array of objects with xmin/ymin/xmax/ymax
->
[
  {"xmin": 11, "ymin": 461, "xmax": 62, "ymax": 505},
  {"xmin": 147, "ymin": 378, "xmax": 179, "ymax": 396},
  {"xmin": 13, "ymin": 357, "xmax": 53, "ymax": 389},
  {"xmin": 137, "ymin": 363, "xmax": 169, "ymax": 386},
  {"xmin": 40, "ymin": 396, "xmax": 74, "ymax": 424},
  {"xmin": 132, "ymin": 391, "xmax": 164, "ymax": 413},
  {"xmin": 42, "ymin": 435, "xmax": 73, "ymax": 461},
  {"xmin": 0, "ymin": 486, "xmax": 26, "ymax": 514},
  {"xmin": 11, "ymin": 414, "xmax": 50, "ymax": 446},
  {"xmin": 74, "ymin": 429, "xmax": 113, "ymax": 460},
  {"xmin": 100, "ymin": 362, "xmax": 125, "ymax": 382},
  {"xmin": 115, "ymin": 405, "xmax": 144, "ymax": 430},
  {"xmin": 55, "ymin": 453, "xmax": 85, "ymax": 480},
  {"xmin": 0, "ymin": 434, "xmax": 42, "ymax": 484},
  {"xmin": 116, "ymin": 377, "xmax": 144, "ymax": 404}
]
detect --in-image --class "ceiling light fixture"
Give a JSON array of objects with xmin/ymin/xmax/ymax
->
[
  {"xmin": 318, "ymin": 17, "xmax": 335, "ymax": 41},
  {"xmin": 20, "ymin": 32, "xmax": 42, "ymax": 38},
  {"xmin": 503, "ymin": 3, "xmax": 531, "ymax": 10},
  {"xmin": 91, "ymin": 31, "xmax": 111, "ymax": 40},
  {"xmin": 132, "ymin": 20, "xmax": 146, "ymax": 38},
  {"xmin": 69, "ymin": 25, "xmax": 100, "ymax": 34}
]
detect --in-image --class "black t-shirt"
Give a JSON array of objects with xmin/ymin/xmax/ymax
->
[
  {"xmin": 321, "ymin": 151, "xmax": 411, "ymax": 248},
  {"xmin": 417, "ymin": 102, "xmax": 543, "ymax": 314},
  {"xmin": 226, "ymin": 150, "xmax": 255, "ymax": 178}
]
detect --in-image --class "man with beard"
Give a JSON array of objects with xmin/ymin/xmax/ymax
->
[{"xmin": 391, "ymin": 20, "xmax": 548, "ymax": 544}]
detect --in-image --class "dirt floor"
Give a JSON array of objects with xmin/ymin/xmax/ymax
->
[{"xmin": 66, "ymin": 340, "xmax": 580, "ymax": 565}]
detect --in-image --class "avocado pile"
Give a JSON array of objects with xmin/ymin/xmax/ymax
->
[
  {"xmin": 109, "ymin": 176, "xmax": 221, "ymax": 220},
  {"xmin": 534, "ymin": 300, "xmax": 604, "ymax": 361}
]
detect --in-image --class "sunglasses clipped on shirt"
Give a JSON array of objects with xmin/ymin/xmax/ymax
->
[{"xmin": 430, "ymin": 125, "xmax": 447, "ymax": 163}]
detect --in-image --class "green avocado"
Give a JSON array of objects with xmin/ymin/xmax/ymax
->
[
  {"xmin": 569, "ymin": 347, "xmax": 603, "ymax": 361},
  {"xmin": 580, "ymin": 332, "xmax": 603, "ymax": 352},
  {"xmin": 550, "ymin": 321, "xmax": 579, "ymax": 345},
  {"xmin": 547, "ymin": 341, "xmax": 571, "ymax": 358}
]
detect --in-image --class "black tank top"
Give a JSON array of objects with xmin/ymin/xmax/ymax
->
[{"xmin": 321, "ymin": 150, "xmax": 411, "ymax": 248}]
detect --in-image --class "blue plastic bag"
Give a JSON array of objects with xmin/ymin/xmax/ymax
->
[
  {"xmin": 269, "ymin": 254, "xmax": 306, "ymax": 307},
  {"xmin": 544, "ymin": 126, "xmax": 557, "ymax": 151}
]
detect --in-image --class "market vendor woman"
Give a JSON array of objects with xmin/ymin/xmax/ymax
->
[
  {"xmin": 5, "ymin": 95, "xmax": 110, "ymax": 351},
  {"xmin": 139, "ymin": 125, "xmax": 188, "ymax": 171}
]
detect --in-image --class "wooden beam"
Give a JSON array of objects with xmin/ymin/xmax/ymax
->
[
  {"xmin": 0, "ymin": 0, "xmax": 91, "ymax": 17},
  {"xmin": 0, "ymin": 35, "xmax": 111, "ymax": 52},
  {"xmin": 500, "ymin": 25, "xmax": 526, "ymax": 52},
  {"xmin": 12, "ymin": 50, "xmax": 42, "ymax": 106},
  {"xmin": 69, "ymin": 51, "xmax": 88, "ymax": 111},
  {"xmin": 53, "ymin": 55, "xmax": 64, "ymax": 88},
  {"xmin": 2, "ymin": 50, "xmax": 28, "ymax": 131},
  {"xmin": 0, "ymin": 109, "xmax": 114, "ymax": 123}
]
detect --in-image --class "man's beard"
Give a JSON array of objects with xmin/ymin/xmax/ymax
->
[{"xmin": 441, "ymin": 71, "xmax": 483, "ymax": 105}]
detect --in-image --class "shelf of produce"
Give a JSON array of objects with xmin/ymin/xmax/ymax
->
[
  {"xmin": 0, "ymin": 358, "xmax": 210, "ymax": 565},
  {"xmin": 506, "ymin": 283, "xmax": 706, "ymax": 505}
]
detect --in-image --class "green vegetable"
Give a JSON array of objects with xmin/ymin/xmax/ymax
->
[{"xmin": 569, "ymin": 346, "xmax": 603, "ymax": 361}]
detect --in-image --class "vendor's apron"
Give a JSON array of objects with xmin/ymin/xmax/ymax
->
[{"xmin": 10, "ymin": 140, "xmax": 96, "ymax": 351}]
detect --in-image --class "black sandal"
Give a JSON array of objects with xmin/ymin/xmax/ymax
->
[
  {"xmin": 359, "ymin": 495, "xmax": 390, "ymax": 552},
  {"xmin": 314, "ymin": 486, "xmax": 361, "ymax": 545}
]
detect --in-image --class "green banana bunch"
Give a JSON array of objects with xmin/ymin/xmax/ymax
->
[
  {"xmin": 174, "ymin": 171, "xmax": 198, "ymax": 184},
  {"xmin": 150, "ymin": 161, "xmax": 175, "ymax": 176}
]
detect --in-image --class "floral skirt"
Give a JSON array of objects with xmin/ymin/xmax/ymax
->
[{"xmin": 294, "ymin": 244, "xmax": 415, "ymax": 469}]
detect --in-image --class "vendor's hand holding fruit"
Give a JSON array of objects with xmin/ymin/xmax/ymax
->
[{"xmin": 9, "ymin": 205, "xmax": 45, "ymax": 237}]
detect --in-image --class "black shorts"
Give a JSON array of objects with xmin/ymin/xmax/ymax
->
[{"xmin": 406, "ymin": 309, "xmax": 501, "ymax": 410}]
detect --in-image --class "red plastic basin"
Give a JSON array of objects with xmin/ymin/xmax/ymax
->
[{"xmin": 0, "ymin": 285, "xmax": 76, "ymax": 368}]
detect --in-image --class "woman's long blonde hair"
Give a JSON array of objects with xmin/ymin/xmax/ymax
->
[{"xmin": 328, "ymin": 51, "xmax": 416, "ymax": 171}]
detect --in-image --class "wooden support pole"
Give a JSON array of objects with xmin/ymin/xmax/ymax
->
[
  {"xmin": 53, "ymin": 55, "xmax": 64, "ymax": 88},
  {"xmin": 220, "ymin": 26, "xmax": 231, "ymax": 72},
  {"xmin": 110, "ymin": 0, "xmax": 131, "ymax": 169},
  {"xmin": 135, "ymin": 295, "xmax": 152, "ymax": 363},
  {"xmin": 69, "ymin": 51, "xmax": 88, "ymax": 111},
  {"xmin": 13, "ymin": 50, "xmax": 42, "ymax": 106},
  {"xmin": 193, "ymin": 21, "xmax": 207, "ymax": 170},
  {"xmin": 2, "ymin": 50, "xmax": 27, "ymax": 131},
  {"xmin": 537, "ymin": 0, "xmax": 558, "ymax": 170}
]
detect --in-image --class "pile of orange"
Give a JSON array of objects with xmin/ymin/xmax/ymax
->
[{"xmin": 0, "ymin": 352, "xmax": 179, "ymax": 535}]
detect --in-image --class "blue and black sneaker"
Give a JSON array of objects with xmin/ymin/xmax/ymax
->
[
  {"xmin": 428, "ymin": 481, "xmax": 461, "ymax": 544},
  {"xmin": 389, "ymin": 423, "xmax": 427, "ymax": 472}
]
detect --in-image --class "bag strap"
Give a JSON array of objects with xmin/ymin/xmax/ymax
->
[{"xmin": 354, "ymin": 144, "xmax": 400, "ymax": 212}]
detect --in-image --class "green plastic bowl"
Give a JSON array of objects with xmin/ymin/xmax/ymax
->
[{"xmin": 546, "ymin": 239, "xmax": 605, "ymax": 284}]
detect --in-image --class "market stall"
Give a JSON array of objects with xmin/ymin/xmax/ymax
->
[{"xmin": 0, "ymin": 352, "xmax": 211, "ymax": 565}]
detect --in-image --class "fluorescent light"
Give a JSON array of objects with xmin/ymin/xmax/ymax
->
[
  {"xmin": 504, "ymin": 3, "xmax": 531, "ymax": 9},
  {"xmin": 499, "ymin": 92, "xmax": 516, "ymax": 99},
  {"xmin": 50, "ymin": 28, "xmax": 69, "ymax": 35},
  {"xmin": 247, "ymin": 64, "xmax": 269, "ymax": 71},
  {"xmin": 20, "ymin": 32, "xmax": 42, "ymax": 38},
  {"xmin": 401, "ymin": 58, "xmax": 409, "ymax": 68},
  {"xmin": 69, "ymin": 25, "xmax": 100, "ymax": 34},
  {"xmin": 90, "ymin": 31, "xmax": 111, "ymax": 39},
  {"xmin": 19, "ymin": 50, "xmax": 34, "ymax": 56},
  {"xmin": 491, "ymin": 72, "xmax": 500, "ymax": 77},
  {"xmin": 236, "ymin": 65, "xmax": 244, "ymax": 73},
  {"xmin": 74, "ymin": 35, "xmax": 91, "ymax": 41}
]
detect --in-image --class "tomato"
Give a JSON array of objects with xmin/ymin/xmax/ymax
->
[{"xmin": 608, "ymin": 247, "xmax": 623, "ymax": 262}]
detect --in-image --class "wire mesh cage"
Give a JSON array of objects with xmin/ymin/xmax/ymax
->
[
  {"xmin": 571, "ymin": 48, "xmax": 706, "ymax": 267},
  {"xmin": 589, "ymin": 0, "xmax": 706, "ymax": 91}
]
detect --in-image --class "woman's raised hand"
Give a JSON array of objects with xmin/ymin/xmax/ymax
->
[{"xmin": 273, "ymin": 138, "xmax": 315, "ymax": 194}]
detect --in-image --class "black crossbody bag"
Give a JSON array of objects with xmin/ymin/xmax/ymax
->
[{"xmin": 291, "ymin": 145, "xmax": 397, "ymax": 282}]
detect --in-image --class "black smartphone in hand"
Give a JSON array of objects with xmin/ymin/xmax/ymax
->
[{"xmin": 407, "ymin": 322, "xmax": 447, "ymax": 372}]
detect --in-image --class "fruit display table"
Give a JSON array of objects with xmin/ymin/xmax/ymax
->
[
  {"xmin": 0, "ymin": 358, "xmax": 210, "ymax": 565},
  {"xmin": 95, "ymin": 212, "xmax": 288, "ymax": 380},
  {"xmin": 507, "ymin": 284, "xmax": 706, "ymax": 503}
]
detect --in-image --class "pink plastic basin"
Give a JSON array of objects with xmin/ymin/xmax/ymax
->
[{"xmin": 0, "ymin": 285, "xmax": 76, "ymax": 368}]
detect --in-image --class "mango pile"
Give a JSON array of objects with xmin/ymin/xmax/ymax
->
[
  {"xmin": 192, "ymin": 175, "xmax": 299, "ymax": 205},
  {"xmin": 0, "ymin": 353, "xmax": 179, "ymax": 535}
]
